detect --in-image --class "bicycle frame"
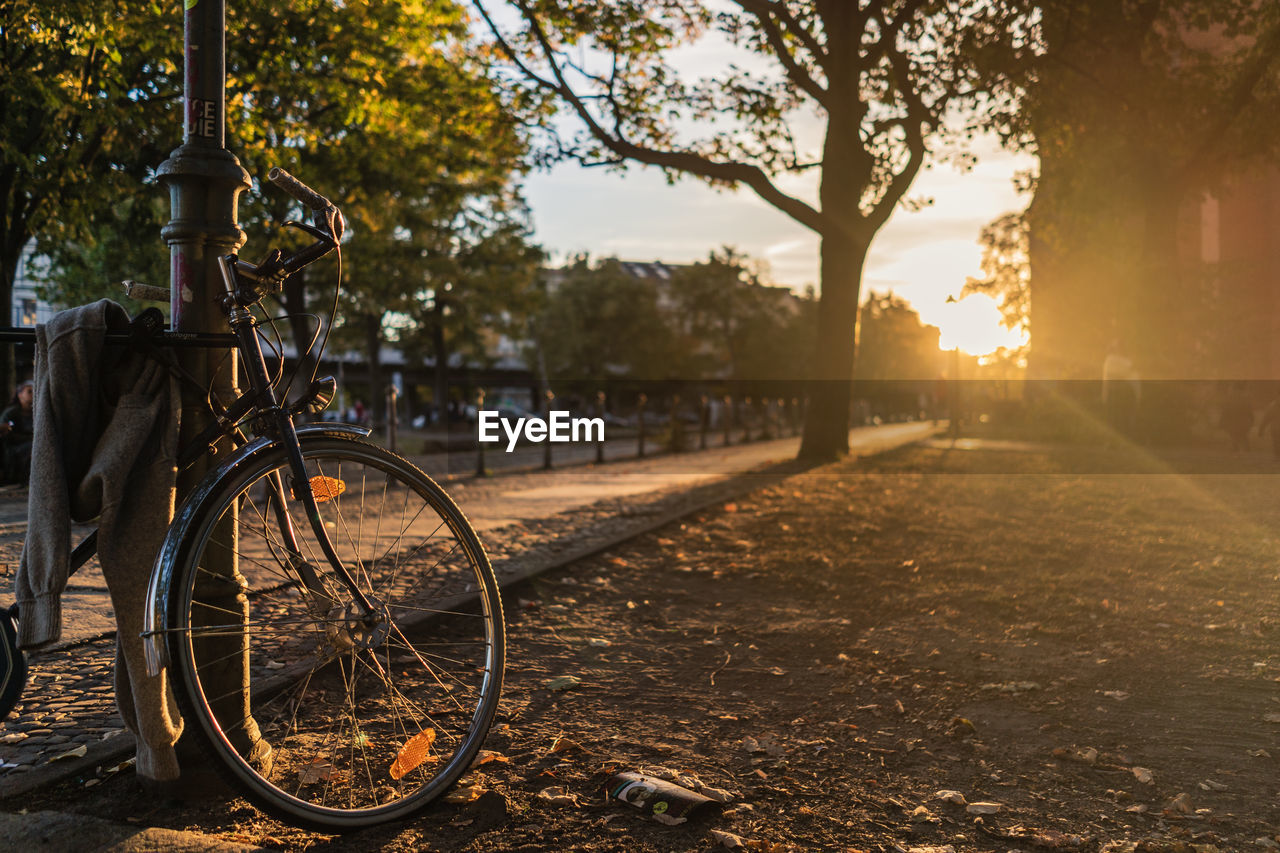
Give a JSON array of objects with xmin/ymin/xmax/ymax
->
[
  {"xmin": 143, "ymin": 248, "xmax": 380, "ymax": 673},
  {"xmin": 214, "ymin": 255, "xmax": 377, "ymax": 617}
]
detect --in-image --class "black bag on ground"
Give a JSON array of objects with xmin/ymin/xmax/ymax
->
[{"xmin": 0, "ymin": 602, "xmax": 27, "ymax": 721}]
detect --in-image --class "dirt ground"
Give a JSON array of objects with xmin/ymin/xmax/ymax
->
[{"xmin": 12, "ymin": 441, "xmax": 1280, "ymax": 852}]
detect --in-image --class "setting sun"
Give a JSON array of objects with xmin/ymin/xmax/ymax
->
[{"xmin": 935, "ymin": 292, "xmax": 1027, "ymax": 357}]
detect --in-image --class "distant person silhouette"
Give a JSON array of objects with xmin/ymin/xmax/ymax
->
[
  {"xmin": 1221, "ymin": 384, "xmax": 1253, "ymax": 452},
  {"xmin": 1257, "ymin": 395, "xmax": 1280, "ymax": 459},
  {"xmin": 1102, "ymin": 339, "xmax": 1140, "ymax": 439}
]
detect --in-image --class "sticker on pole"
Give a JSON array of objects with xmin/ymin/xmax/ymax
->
[
  {"xmin": 390, "ymin": 728, "xmax": 437, "ymax": 780},
  {"xmin": 310, "ymin": 475, "xmax": 346, "ymax": 503}
]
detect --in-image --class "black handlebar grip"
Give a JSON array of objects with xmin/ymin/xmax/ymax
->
[{"xmin": 267, "ymin": 167, "xmax": 333, "ymax": 212}]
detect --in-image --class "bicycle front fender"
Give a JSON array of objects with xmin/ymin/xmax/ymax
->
[{"xmin": 141, "ymin": 423, "xmax": 372, "ymax": 676}]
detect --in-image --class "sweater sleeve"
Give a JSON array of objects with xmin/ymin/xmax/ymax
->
[{"xmin": 14, "ymin": 302, "xmax": 114, "ymax": 649}]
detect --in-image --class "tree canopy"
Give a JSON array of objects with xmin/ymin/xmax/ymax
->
[
  {"xmin": 993, "ymin": 0, "xmax": 1280, "ymax": 379},
  {"xmin": 5, "ymin": 1, "xmax": 542, "ymax": 414}
]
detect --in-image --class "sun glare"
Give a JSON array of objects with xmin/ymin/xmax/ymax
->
[{"xmin": 936, "ymin": 293, "xmax": 1027, "ymax": 357}]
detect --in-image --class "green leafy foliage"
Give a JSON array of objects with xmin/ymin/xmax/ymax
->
[
  {"xmin": 534, "ymin": 249, "xmax": 815, "ymax": 390},
  {"xmin": 854, "ymin": 291, "xmax": 942, "ymax": 382},
  {"xmin": 534, "ymin": 256, "xmax": 678, "ymax": 384},
  {"xmin": 668, "ymin": 248, "xmax": 816, "ymax": 382},
  {"xmin": 962, "ymin": 210, "xmax": 1029, "ymax": 339},
  {"xmin": 3, "ymin": 1, "xmax": 542, "ymax": 419}
]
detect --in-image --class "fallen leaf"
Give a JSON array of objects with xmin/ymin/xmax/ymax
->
[
  {"xmin": 965, "ymin": 801, "xmax": 1001, "ymax": 815},
  {"xmin": 442, "ymin": 781, "xmax": 485, "ymax": 804},
  {"xmin": 470, "ymin": 750, "xmax": 510, "ymax": 768},
  {"xmin": 550, "ymin": 736, "xmax": 583, "ymax": 754},
  {"xmin": 298, "ymin": 758, "xmax": 341, "ymax": 785},
  {"xmin": 935, "ymin": 789, "xmax": 966, "ymax": 805},
  {"xmin": 910, "ymin": 805, "xmax": 937, "ymax": 823},
  {"xmin": 1131, "ymin": 767, "xmax": 1155, "ymax": 785},
  {"xmin": 536, "ymin": 786, "xmax": 578, "ymax": 807},
  {"xmin": 1103, "ymin": 690, "xmax": 1131, "ymax": 701},
  {"xmin": 1029, "ymin": 831, "xmax": 1086, "ymax": 849},
  {"xmin": 1165, "ymin": 792, "xmax": 1193, "ymax": 814},
  {"xmin": 544, "ymin": 675, "xmax": 582, "ymax": 692},
  {"xmin": 47, "ymin": 744, "xmax": 88, "ymax": 763},
  {"xmin": 710, "ymin": 829, "xmax": 746, "ymax": 849},
  {"xmin": 701, "ymin": 785, "xmax": 735, "ymax": 803}
]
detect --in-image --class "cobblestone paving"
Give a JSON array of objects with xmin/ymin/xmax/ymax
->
[{"xmin": 0, "ymin": 636, "xmax": 127, "ymax": 775}]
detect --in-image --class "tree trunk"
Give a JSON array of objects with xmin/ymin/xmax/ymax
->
[
  {"xmin": 0, "ymin": 238, "xmax": 22, "ymax": 397},
  {"xmin": 364, "ymin": 313, "xmax": 384, "ymax": 426},
  {"xmin": 798, "ymin": 232, "xmax": 867, "ymax": 461},
  {"xmin": 1132, "ymin": 175, "xmax": 1187, "ymax": 380},
  {"xmin": 432, "ymin": 298, "xmax": 449, "ymax": 427}
]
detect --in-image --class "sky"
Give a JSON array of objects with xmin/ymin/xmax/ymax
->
[
  {"xmin": 524, "ymin": 135, "xmax": 1035, "ymax": 359},
  {"xmin": 507, "ymin": 7, "xmax": 1039, "ymax": 360}
]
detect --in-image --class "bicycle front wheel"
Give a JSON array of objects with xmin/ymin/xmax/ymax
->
[{"xmin": 164, "ymin": 436, "xmax": 504, "ymax": 829}]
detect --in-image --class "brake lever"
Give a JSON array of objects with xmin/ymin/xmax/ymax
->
[{"xmin": 283, "ymin": 219, "xmax": 334, "ymax": 243}]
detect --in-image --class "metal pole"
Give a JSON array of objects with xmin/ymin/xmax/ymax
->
[
  {"xmin": 699, "ymin": 394, "xmax": 708, "ymax": 450},
  {"xmin": 595, "ymin": 390, "xmax": 606, "ymax": 465},
  {"xmin": 475, "ymin": 389, "xmax": 487, "ymax": 477},
  {"xmin": 637, "ymin": 393, "xmax": 647, "ymax": 458},
  {"xmin": 723, "ymin": 395, "xmax": 732, "ymax": 446},
  {"xmin": 386, "ymin": 384, "xmax": 399, "ymax": 453},
  {"xmin": 668, "ymin": 393, "xmax": 682, "ymax": 452},
  {"xmin": 156, "ymin": 0, "xmax": 267, "ymax": 778},
  {"xmin": 543, "ymin": 389, "xmax": 554, "ymax": 470}
]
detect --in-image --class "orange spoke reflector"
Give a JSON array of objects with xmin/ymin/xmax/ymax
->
[
  {"xmin": 310, "ymin": 475, "xmax": 346, "ymax": 503},
  {"xmin": 390, "ymin": 728, "xmax": 437, "ymax": 780}
]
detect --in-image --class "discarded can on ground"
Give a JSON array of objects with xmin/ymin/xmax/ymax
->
[{"xmin": 606, "ymin": 771, "xmax": 716, "ymax": 824}]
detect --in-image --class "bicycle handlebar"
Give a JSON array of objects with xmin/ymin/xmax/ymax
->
[{"xmin": 267, "ymin": 167, "xmax": 333, "ymax": 213}]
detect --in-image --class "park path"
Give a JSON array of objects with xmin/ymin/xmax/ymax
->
[{"xmin": 0, "ymin": 420, "xmax": 936, "ymax": 800}]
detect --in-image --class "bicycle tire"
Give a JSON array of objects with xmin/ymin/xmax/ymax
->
[{"xmin": 163, "ymin": 435, "xmax": 504, "ymax": 829}]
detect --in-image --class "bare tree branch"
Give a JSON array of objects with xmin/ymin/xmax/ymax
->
[
  {"xmin": 864, "ymin": 47, "xmax": 929, "ymax": 234},
  {"xmin": 490, "ymin": 0, "xmax": 831, "ymax": 235}
]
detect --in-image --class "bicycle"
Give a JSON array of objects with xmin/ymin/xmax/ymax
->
[{"xmin": 72, "ymin": 168, "xmax": 502, "ymax": 829}]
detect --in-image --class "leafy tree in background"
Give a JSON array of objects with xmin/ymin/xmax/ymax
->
[
  {"xmin": 534, "ymin": 256, "xmax": 677, "ymax": 386},
  {"xmin": 473, "ymin": 0, "xmax": 1029, "ymax": 459},
  {"xmin": 534, "ymin": 250, "xmax": 816, "ymax": 398},
  {"xmin": 374, "ymin": 196, "xmax": 543, "ymax": 425},
  {"xmin": 854, "ymin": 291, "xmax": 941, "ymax": 383},
  {"xmin": 991, "ymin": 0, "xmax": 1280, "ymax": 379},
  {"xmin": 962, "ymin": 210, "xmax": 1029, "ymax": 343},
  {"xmin": 8, "ymin": 1, "xmax": 539, "ymax": 414},
  {"xmin": 0, "ymin": 1, "xmax": 182, "ymax": 389},
  {"xmin": 670, "ymin": 248, "xmax": 816, "ymax": 383}
]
